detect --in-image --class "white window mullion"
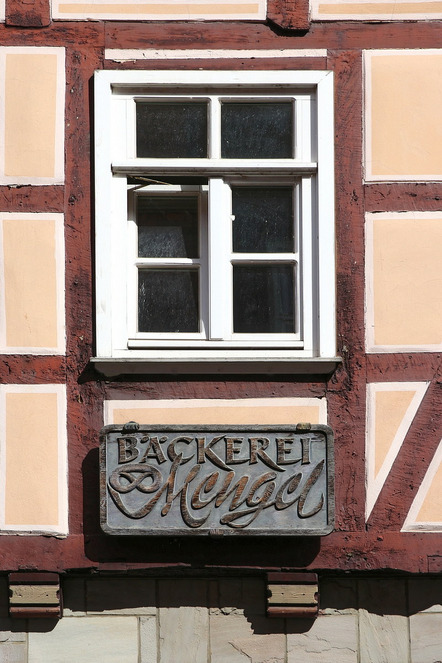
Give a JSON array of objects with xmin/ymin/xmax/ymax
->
[
  {"xmin": 300, "ymin": 176, "xmax": 313, "ymax": 352},
  {"xmin": 209, "ymin": 96, "xmax": 221, "ymax": 159},
  {"xmin": 199, "ymin": 191, "xmax": 209, "ymax": 339},
  {"xmin": 127, "ymin": 189, "xmax": 139, "ymax": 339},
  {"xmin": 208, "ymin": 178, "xmax": 231, "ymax": 340},
  {"xmin": 126, "ymin": 98, "xmax": 137, "ymax": 159},
  {"xmin": 295, "ymin": 95, "xmax": 312, "ymax": 163},
  {"xmin": 110, "ymin": 176, "xmax": 130, "ymax": 352}
]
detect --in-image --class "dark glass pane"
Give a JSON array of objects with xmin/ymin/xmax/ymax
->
[
  {"xmin": 221, "ymin": 103, "xmax": 293, "ymax": 159},
  {"xmin": 233, "ymin": 265, "xmax": 294, "ymax": 333},
  {"xmin": 138, "ymin": 270, "xmax": 199, "ymax": 333},
  {"xmin": 136, "ymin": 103, "xmax": 208, "ymax": 158},
  {"xmin": 138, "ymin": 197, "xmax": 199, "ymax": 258},
  {"xmin": 232, "ymin": 187, "xmax": 293, "ymax": 253}
]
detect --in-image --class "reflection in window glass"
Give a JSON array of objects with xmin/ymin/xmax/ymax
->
[
  {"xmin": 233, "ymin": 265, "xmax": 294, "ymax": 333},
  {"xmin": 138, "ymin": 197, "xmax": 199, "ymax": 258},
  {"xmin": 221, "ymin": 103, "xmax": 293, "ymax": 159},
  {"xmin": 232, "ymin": 187, "xmax": 293, "ymax": 253},
  {"xmin": 136, "ymin": 103, "xmax": 208, "ymax": 158},
  {"xmin": 138, "ymin": 270, "xmax": 199, "ymax": 333}
]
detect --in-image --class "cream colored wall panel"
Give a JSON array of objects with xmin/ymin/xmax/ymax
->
[
  {"xmin": 366, "ymin": 212, "xmax": 442, "ymax": 352},
  {"xmin": 365, "ymin": 50, "xmax": 442, "ymax": 181},
  {"xmin": 313, "ymin": 0, "xmax": 442, "ymax": 20},
  {"xmin": 0, "ymin": 213, "xmax": 65, "ymax": 354},
  {"xmin": 105, "ymin": 397, "xmax": 327, "ymax": 426},
  {"xmin": 374, "ymin": 391, "xmax": 415, "ymax": 476},
  {"xmin": 0, "ymin": 384, "xmax": 68, "ymax": 534},
  {"xmin": 366, "ymin": 382, "xmax": 429, "ymax": 520},
  {"xmin": 53, "ymin": 0, "xmax": 265, "ymax": 20},
  {"xmin": 403, "ymin": 439, "xmax": 442, "ymax": 532},
  {"xmin": 0, "ymin": 47, "xmax": 65, "ymax": 185}
]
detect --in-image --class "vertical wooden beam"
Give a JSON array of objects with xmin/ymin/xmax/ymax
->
[
  {"xmin": 266, "ymin": 0, "xmax": 310, "ymax": 31},
  {"xmin": 5, "ymin": 0, "xmax": 51, "ymax": 27}
]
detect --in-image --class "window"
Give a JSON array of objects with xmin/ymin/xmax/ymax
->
[{"xmin": 93, "ymin": 71, "xmax": 336, "ymax": 374}]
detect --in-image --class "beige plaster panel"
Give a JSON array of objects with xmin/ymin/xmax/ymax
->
[
  {"xmin": 372, "ymin": 215, "xmax": 442, "ymax": 346},
  {"xmin": 316, "ymin": 1, "xmax": 442, "ymax": 17},
  {"xmin": 4, "ymin": 53, "xmax": 58, "ymax": 179},
  {"xmin": 369, "ymin": 52, "xmax": 442, "ymax": 178},
  {"xmin": 108, "ymin": 398, "xmax": 325, "ymax": 426},
  {"xmin": 374, "ymin": 390, "xmax": 415, "ymax": 476},
  {"xmin": 55, "ymin": 2, "xmax": 262, "ymax": 18},
  {"xmin": 5, "ymin": 392, "xmax": 59, "ymax": 526},
  {"xmin": 2, "ymin": 217, "xmax": 58, "ymax": 349},
  {"xmin": 416, "ymin": 460, "xmax": 442, "ymax": 523}
]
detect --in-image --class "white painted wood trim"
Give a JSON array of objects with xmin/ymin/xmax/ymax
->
[
  {"xmin": 316, "ymin": 72, "xmax": 336, "ymax": 357},
  {"xmin": 96, "ymin": 70, "xmax": 333, "ymax": 88},
  {"xmin": 94, "ymin": 70, "xmax": 336, "ymax": 364},
  {"xmin": 105, "ymin": 49, "xmax": 328, "ymax": 62},
  {"xmin": 300, "ymin": 177, "xmax": 313, "ymax": 352},
  {"xmin": 209, "ymin": 179, "xmax": 231, "ymax": 340},
  {"xmin": 95, "ymin": 71, "xmax": 117, "ymax": 357}
]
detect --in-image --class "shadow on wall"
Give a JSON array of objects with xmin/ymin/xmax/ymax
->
[
  {"xmin": 1, "ymin": 573, "xmax": 441, "ymax": 637},
  {"xmin": 55, "ymin": 574, "xmax": 442, "ymax": 634},
  {"xmin": 82, "ymin": 448, "xmax": 321, "ymax": 568}
]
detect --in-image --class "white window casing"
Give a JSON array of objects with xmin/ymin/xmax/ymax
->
[{"xmin": 93, "ymin": 70, "xmax": 338, "ymax": 375}]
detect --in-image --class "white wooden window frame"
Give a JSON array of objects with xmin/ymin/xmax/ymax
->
[{"xmin": 94, "ymin": 70, "xmax": 336, "ymax": 374}]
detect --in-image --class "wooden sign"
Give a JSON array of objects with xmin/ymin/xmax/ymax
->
[{"xmin": 100, "ymin": 424, "xmax": 334, "ymax": 536}]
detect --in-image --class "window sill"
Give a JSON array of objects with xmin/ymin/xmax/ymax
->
[{"xmin": 91, "ymin": 355, "xmax": 341, "ymax": 377}]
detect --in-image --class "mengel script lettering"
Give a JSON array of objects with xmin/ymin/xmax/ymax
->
[{"xmin": 104, "ymin": 430, "xmax": 331, "ymax": 532}]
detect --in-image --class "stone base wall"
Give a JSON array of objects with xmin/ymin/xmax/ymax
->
[{"xmin": 0, "ymin": 575, "xmax": 441, "ymax": 662}]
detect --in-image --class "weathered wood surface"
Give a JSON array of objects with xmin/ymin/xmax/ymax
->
[
  {"xmin": 267, "ymin": 0, "xmax": 310, "ymax": 30},
  {"xmin": 268, "ymin": 585, "xmax": 318, "ymax": 604},
  {"xmin": 327, "ymin": 49, "xmax": 366, "ymax": 533},
  {"xmin": 10, "ymin": 585, "xmax": 59, "ymax": 604},
  {"xmin": 365, "ymin": 183, "xmax": 442, "ymax": 213},
  {"xmin": 0, "ymin": 186, "xmax": 64, "ymax": 213},
  {"xmin": 104, "ymin": 20, "xmax": 442, "ymax": 50},
  {"xmin": 5, "ymin": 0, "xmax": 51, "ymax": 27},
  {"xmin": 0, "ymin": 19, "xmax": 439, "ymax": 573}
]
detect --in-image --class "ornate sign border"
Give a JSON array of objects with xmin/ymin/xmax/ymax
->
[{"xmin": 100, "ymin": 423, "xmax": 335, "ymax": 536}]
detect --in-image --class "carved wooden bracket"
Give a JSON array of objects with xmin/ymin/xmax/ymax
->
[
  {"xmin": 266, "ymin": 572, "xmax": 318, "ymax": 617},
  {"xmin": 5, "ymin": 0, "xmax": 51, "ymax": 27},
  {"xmin": 266, "ymin": 0, "xmax": 310, "ymax": 32},
  {"xmin": 9, "ymin": 572, "xmax": 62, "ymax": 619}
]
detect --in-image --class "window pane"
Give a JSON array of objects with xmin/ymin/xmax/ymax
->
[
  {"xmin": 136, "ymin": 103, "xmax": 208, "ymax": 158},
  {"xmin": 221, "ymin": 103, "xmax": 293, "ymax": 159},
  {"xmin": 138, "ymin": 197, "xmax": 199, "ymax": 258},
  {"xmin": 138, "ymin": 270, "xmax": 199, "ymax": 333},
  {"xmin": 232, "ymin": 187, "xmax": 293, "ymax": 253},
  {"xmin": 233, "ymin": 265, "xmax": 294, "ymax": 333}
]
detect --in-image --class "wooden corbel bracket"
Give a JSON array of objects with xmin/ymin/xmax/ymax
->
[
  {"xmin": 9, "ymin": 572, "xmax": 62, "ymax": 619},
  {"xmin": 266, "ymin": 572, "xmax": 319, "ymax": 618}
]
